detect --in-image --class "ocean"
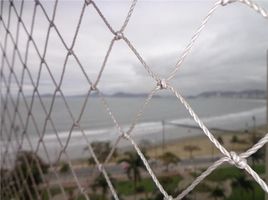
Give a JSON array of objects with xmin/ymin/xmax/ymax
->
[{"xmin": 2, "ymin": 96, "xmax": 266, "ymax": 160}]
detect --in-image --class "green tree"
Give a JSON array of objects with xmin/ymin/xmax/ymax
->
[
  {"xmin": 118, "ymin": 151, "xmax": 147, "ymax": 199},
  {"xmin": 210, "ymin": 186, "xmax": 225, "ymax": 200},
  {"xmin": 92, "ymin": 173, "xmax": 115, "ymax": 200},
  {"xmin": 231, "ymin": 135, "xmax": 239, "ymax": 143},
  {"xmin": 211, "ymin": 136, "xmax": 224, "ymax": 160},
  {"xmin": 9, "ymin": 151, "xmax": 49, "ymax": 199},
  {"xmin": 67, "ymin": 188, "xmax": 75, "ymax": 200},
  {"xmin": 184, "ymin": 145, "xmax": 200, "ymax": 159},
  {"xmin": 231, "ymin": 175, "xmax": 254, "ymax": 199},
  {"xmin": 0, "ymin": 168, "xmax": 14, "ymax": 199},
  {"xmin": 217, "ymin": 136, "xmax": 224, "ymax": 145},
  {"xmin": 251, "ymin": 148, "xmax": 264, "ymax": 167},
  {"xmin": 159, "ymin": 152, "xmax": 180, "ymax": 171},
  {"xmin": 60, "ymin": 162, "xmax": 70, "ymax": 173},
  {"xmin": 85, "ymin": 141, "xmax": 117, "ymax": 165}
]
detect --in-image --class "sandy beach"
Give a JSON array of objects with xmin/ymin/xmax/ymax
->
[
  {"xmin": 146, "ymin": 125, "xmax": 268, "ymax": 160},
  {"xmin": 68, "ymin": 125, "xmax": 268, "ymax": 170}
]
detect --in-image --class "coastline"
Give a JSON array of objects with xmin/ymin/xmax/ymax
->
[
  {"xmin": 146, "ymin": 125, "xmax": 268, "ymax": 160},
  {"xmin": 66, "ymin": 125, "xmax": 268, "ymax": 170}
]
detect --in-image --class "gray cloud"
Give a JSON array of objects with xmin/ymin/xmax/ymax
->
[{"xmin": 1, "ymin": 0, "xmax": 268, "ymax": 96}]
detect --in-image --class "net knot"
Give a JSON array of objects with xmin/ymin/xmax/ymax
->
[
  {"xmin": 68, "ymin": 49, "xmax": 73, "ymax": 56},
  {"xmin": 35, "ymin": 0, "xmax": 40, "ymax": 6},
  {"xmin": 80, "ymin": 187, "xmax": 86, "ymax": 193},
  {"xmin": 73, "ymin": 121, "xmax": 79, "ymax": 127},
  {"xmin": 55, "ymin": 86, "xmax": 61, "ymax": 92},
  {"xmin": 90, "ymin": 84, "xmax": 97, "ymax": 91},
  {"xmin": 98, "ymin": 164, "xmax": 103, "ymax": 171},
  {"xmin": 41, "ymin": 58, "xmax": 45, "ymax": 64},
  {"xmin": 18, "ymin": 86, "xmax": 22, "ymax": 93},
  {"xmin": 33, "ymin": 86, "xmax": 38, "ymax": 93},
  {"xmin": 50, "ymin": 21, "xmax": 55, "ymax": 28},
  {"xmin": 121, "ymin": 132, "xmax": 129, "ymax": 139},
  {"xmin": 221, "ymin": 0, "xmax": 237, "ymax": 6},
  {"xmin": 229, "ymin": 151, "xmax": 247, "ymax": 169},
  {"xmin": 114, "ymin": 31, "xmax": 123, "ymax": 40},
  {"xmin": 157, "ymin": 79, "xmax": 168, "ymax": 89},
  {"xmin": 85, "ymin": 0, "xmax": 92, "ymax": 5}
]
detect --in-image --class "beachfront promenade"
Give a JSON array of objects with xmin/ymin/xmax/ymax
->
[{"xmin": 45, "ymin": 155, "xmax": 223, "ymax": 187}]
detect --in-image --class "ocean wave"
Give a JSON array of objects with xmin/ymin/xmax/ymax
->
[
  {"xmin": 170, "ymin": 107, "xmax": 265, "ymax": 127},
  {"xmin": 41, "ymin": 106, "xmax": 265, "ymax": 143}
]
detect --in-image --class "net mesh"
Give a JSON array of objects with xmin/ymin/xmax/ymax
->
[{"xmin": 0, "ymin": 0, "xmax": 268, "ymax": 199}]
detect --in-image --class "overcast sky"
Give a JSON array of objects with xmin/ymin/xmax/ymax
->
[{"xmin": 1, "ymin": 0, "xmax": 268, "ymax": 96}]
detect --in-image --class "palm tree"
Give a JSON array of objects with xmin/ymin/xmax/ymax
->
[
  {"xmin": 246, "ymin": 134, "xmax": 264, "ymax": 167},
  {"xmin": 67, "ymin": 188, "xmax": 75, "ymax": 200},
  {"xmin": 231, "ymin": 175, "xmax": 254, "ymax": 199},
  {"xmin": 159, "ymin": 152, "xmax": 180, "ymax": 171},
  {"xmin": 118, "ymin": 151, "xmax": 147, "ymax": 199},
  {"xmin": 85, "ymin": 141, "xmax": 117, "ymax": 164},
  {"xmin": 231, "ymin": 135, "xmax": 239, "ymax": 143},
  {"xmin": 217, "ymin": 136, "xmax": 224, "ymax": 146},
  {"xmin": 0, "ymin": 168, "xmax": 13, "ymax": 199},
  {"xmin": 59, "ymin": 162, "xmax": 70, "ymax": 173},
  {"xmin": 251, "ymin": 148, "xmax": 264, "ymax": 168},
  {"xmin": 210, "ymin": 186, "xmax": 225, "ymax": 200},
  {"xmin": 212, "ymin": 136, "xmax": 224, "ymax": 160},
  {"xmin": 10, "ymin": 151, "xmax": 49, "ymax": 200},
  {"xmin": 184, "ymin": 145, "xmax": 200, "ymax": 159},
  {"xmin": 92, "ymin": 173, "xmax": 115, "ymax": 200}
]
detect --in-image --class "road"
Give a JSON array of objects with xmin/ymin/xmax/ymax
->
[{"xmin": 45, "ymin": 155, "xmax": 222, "ymax": 187}]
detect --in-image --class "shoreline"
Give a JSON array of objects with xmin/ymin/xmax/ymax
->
[
  {"xmin": 146, "ymin": 125, "xmax": 267, "ymax": 160},
  {"xmin": 66, "ymin": 125, "xmax": 268, "ymax": 169}
]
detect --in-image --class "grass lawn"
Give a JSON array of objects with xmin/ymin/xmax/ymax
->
[
  {"xmin": 206, "ymin": 164, "xmax": 265, "ymax": 182},
  {"xmin": 41, "ymin": 187, "xmax": 62, "ymax": 200},
  {"xmin": 41, "ymin": 164, "xmax": 265, "ymax": 199},
  {"xmin": 116, "ymin": 174, "xmax": 182, "ymax": 195},
  {"xmin": 227, "ymin": 182, "xmax": 265, "ymax": 200},
  {"xmin": 252, "ymin": 164, "xmax": 265, "ymax": 174},
  {"xmin": 41, "ymin": 186, "xmax": 82, "ymax": 200},
  {"xmin": 194, "ymin": 182, "xmax": 212, "ymax": 193},
  {"xmin": 206, "ymin": 166, "xmax": 242, "ymax": 181},
  {"xmin": 205, "ymin": 164, "xmax": 265, "ymax": 200}
]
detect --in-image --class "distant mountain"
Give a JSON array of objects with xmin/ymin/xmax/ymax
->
[
  {"xmin": 38, "ymin": 89, "xmax": 266, "ymax": 99},
  {"xmin": 39, "ymin": 92, "xmax": 162, "ymax": 98},
  {"xmin": 110, "ymin": 92, "xmax": 161, "ymax": 98},
  {"xmin": 193, "ymin": 89, "xmax": 266, "ymax": 99}
]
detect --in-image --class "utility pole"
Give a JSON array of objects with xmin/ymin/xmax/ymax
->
[
  {"xmin": 162, "ymin": 120, "xmax": 165, "ymax": 154},
  {"xmin": 265, "ymin": 49, "xmax": 268, "ymax": 200}
]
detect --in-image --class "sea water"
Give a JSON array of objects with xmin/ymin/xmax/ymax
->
[{"xmin": 2, "ymin": 96, "xmax": 266, "ymax": 160}]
